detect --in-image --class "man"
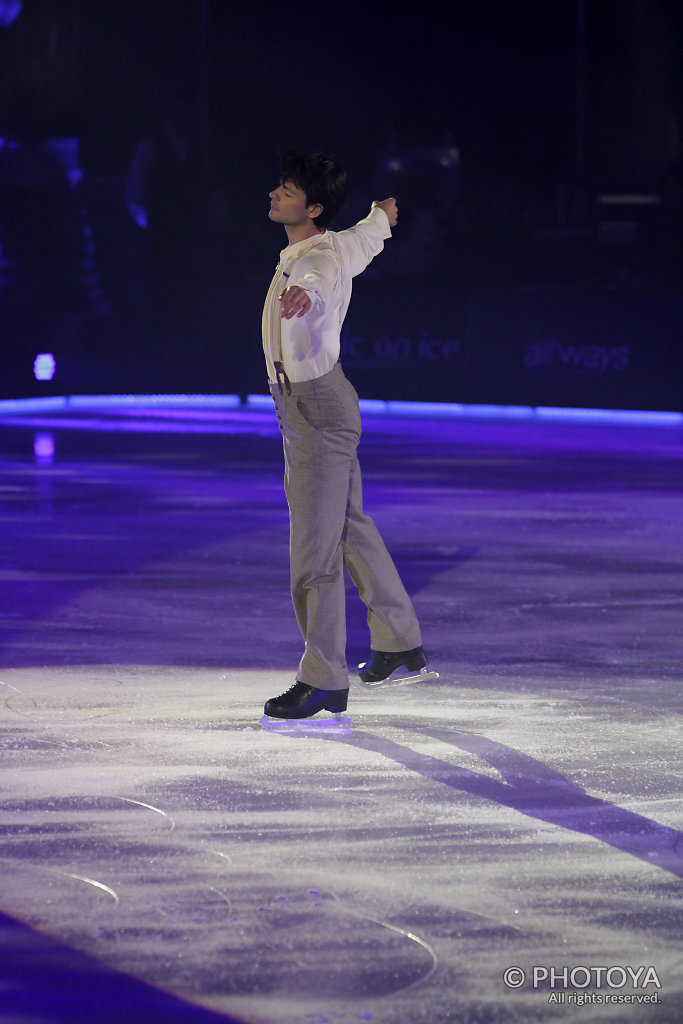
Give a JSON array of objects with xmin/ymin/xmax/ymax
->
[{"xmin": 262, "ymin": 151, "xmax": 429, "ymax": 720}]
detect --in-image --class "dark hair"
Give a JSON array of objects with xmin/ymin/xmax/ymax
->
[{"xmin": 279, "ymin": 150, "xmax": 348, "ymax": 228}]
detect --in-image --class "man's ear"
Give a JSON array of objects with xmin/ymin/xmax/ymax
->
[{"xmin": 307, "ymin": 203, "xmax": 323, "ymax": 220}]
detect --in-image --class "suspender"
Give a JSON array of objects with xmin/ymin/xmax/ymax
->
[{"xmin": 267, "ymin": 265, "xmax": 292, "ymax": 395}]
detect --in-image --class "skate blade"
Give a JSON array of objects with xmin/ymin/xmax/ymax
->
[
  {"xmin": 260, "ymin": 714, "xmax": 353, "ymax": 733},
  {"xmin": 361, "ymin": 668, "xmax": 440, "ymax": 688}
]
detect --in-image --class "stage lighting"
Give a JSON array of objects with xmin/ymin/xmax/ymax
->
[
  {"xmin": 0, "ymin": 1, "xmax": 22, "ymax": 28},
  {"xmin": 33, "ymin": 353, "xmax": 56, "ymax": 381}
]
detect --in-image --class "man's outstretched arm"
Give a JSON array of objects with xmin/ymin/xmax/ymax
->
[
  {"xmin": 334, "ymin": 198, "xmax": 397, "ymax": 277},
  {"xmin": 278, "ymin": 198, "xmax": 398, "ymax": 319}
]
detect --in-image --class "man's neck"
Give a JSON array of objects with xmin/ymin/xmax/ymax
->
[{"xmin": 285, "ymin": 222, "xmax": 324, "ymax": 246}]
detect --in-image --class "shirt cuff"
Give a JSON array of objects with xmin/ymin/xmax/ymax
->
[{"xmin": 368, "ymin": 204, "xmax": 392, "ymax": 238}]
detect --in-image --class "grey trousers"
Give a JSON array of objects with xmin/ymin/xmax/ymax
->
[{"xmin": 270, "ymin": 362, "xmax": 422, "ymax": 690}]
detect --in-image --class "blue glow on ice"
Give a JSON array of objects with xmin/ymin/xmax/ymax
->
[
  {"xmin": 33, "ymin": 432, "xmax": 55, "ymax": 460},
  {"xmin": 0, "ymin": 394, "xmax": 680, "ymax": 430}
]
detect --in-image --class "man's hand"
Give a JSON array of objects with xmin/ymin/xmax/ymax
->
[
  {"xmin": 279, "ymin": 285, "xmax": 312, "ymax": 319},
  {"xmin": 372, "ymin": 197, "xmax": 398, "ymax": 228}
]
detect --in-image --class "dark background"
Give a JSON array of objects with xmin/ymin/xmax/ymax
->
[{"xmin": 1, "ymin": 0, "xmax": 681, "ymax": 408}]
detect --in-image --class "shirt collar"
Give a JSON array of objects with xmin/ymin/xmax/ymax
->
[{"xmin": 280, "ymin": 230, "xmax": 329, "ymax": 263}]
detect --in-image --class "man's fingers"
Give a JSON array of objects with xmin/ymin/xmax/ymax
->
[
  {"xmin": 279, "ymin": 294, "xmax": 307, "ymax": 317},
  {"xmin": 279, "ymin": 286, "xmax": 311, "ymax": 319}
]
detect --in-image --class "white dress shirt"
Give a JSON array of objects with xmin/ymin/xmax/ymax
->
[{"xmin": 262, "ymin": 205, "xmax": 391, "ymax": 384}]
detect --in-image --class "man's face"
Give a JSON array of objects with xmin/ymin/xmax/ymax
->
[{"xmin": 269, "ymin": 179, "xmax": 319, "ymax": 227}]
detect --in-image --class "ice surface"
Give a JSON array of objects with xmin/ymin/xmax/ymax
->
[{"xmin": 0, "ymin": 402, "xmax": 681, "ymax": 1023}]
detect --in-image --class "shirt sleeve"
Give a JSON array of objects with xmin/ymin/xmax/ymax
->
[{"xmin": 332, "ymin": 206, "xmax": 391, "ymax": 277}]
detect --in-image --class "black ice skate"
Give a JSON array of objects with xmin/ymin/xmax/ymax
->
[
  {"xmin": 261, "ymin": 681, "xmax": 352, "ymax": 732},
  {"xmin": 264, "ymin": 681, "xmax": 348, "ymax": 718},
  {"xmin": 357, "ymin": 646, "xmax": 439, "ymax": 687}
]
